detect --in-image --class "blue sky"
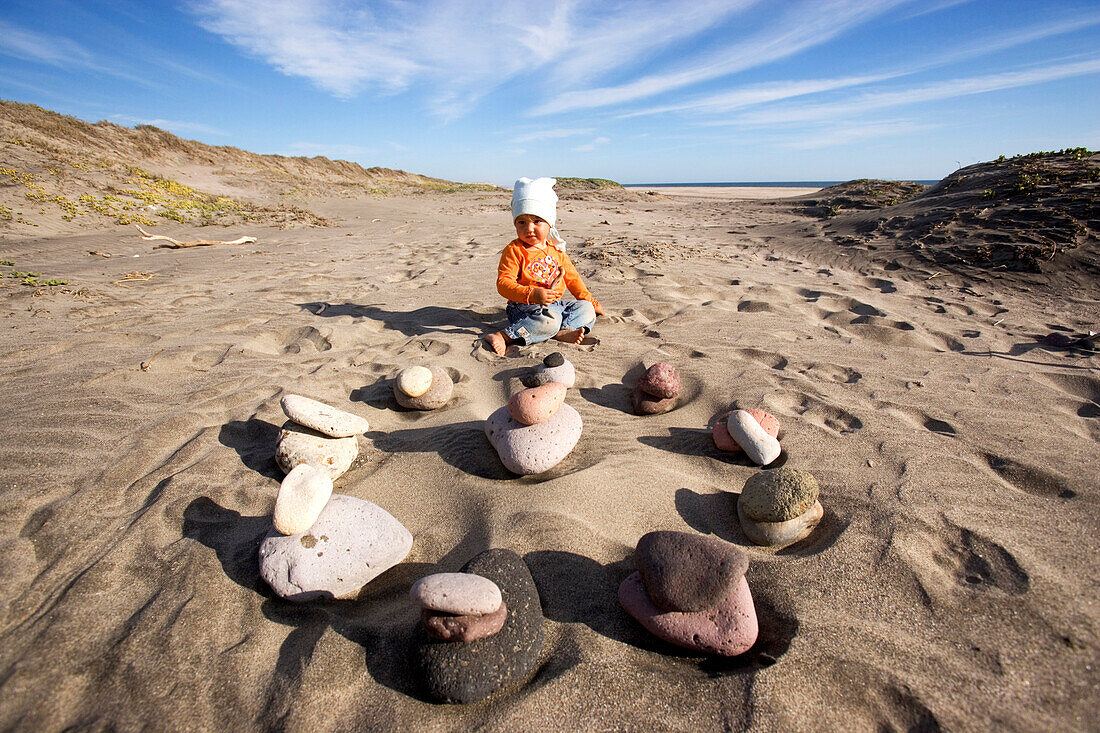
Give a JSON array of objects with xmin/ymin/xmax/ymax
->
[{"xmin": 1, "ymin": 0, "xmax": 1098, "ymax": 185}]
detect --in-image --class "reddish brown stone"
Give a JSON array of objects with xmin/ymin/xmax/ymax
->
[
  {"xmin": 637, "ymin": 362, "xmax": 681, "ymax": 399},
  {"xmin": 632, "ymin": 385, "xmax": 677, "ymax": 415},
  {"xmin": 635, "ymin": 531, "xmax": 749, "ymax": 612},
  {"xmin": 421, "ymin": 601, "xmax": 508, "ymax": 642},
  {"xmin": 712, "ymin": 409, "xmax": 779, "ymax": 452}
]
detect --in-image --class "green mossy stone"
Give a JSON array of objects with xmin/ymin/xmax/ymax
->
[{"xmin": 740, "ymin": 467, "xmax": 820, "ymax": 523}]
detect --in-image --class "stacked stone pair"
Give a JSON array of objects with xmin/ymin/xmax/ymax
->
[
  {"xmin": 415, "ymin": 549, "xmax": 545, "ymax": 704},
  {"xmin": 259, "ymin": 395, "xmax": 412, "ymax": 602},
  {"xmin": 276, "ymin": 394, "xmax": 366, "ymax": 481},
  {"xmin": 485, "ymin": 377, "xmax": 582, "ymax": 475},
  {"xmin": 632, "ymin": 362, "xmax": 682, "ymax": 415},
  {"xmin": 715, "ymin": 408, "xmax": 782, "ymax": 466},
  {"xmin": 522, "ymin": 352, "xmax": 576, "ymax": 388},
  {"xmin": 394, "ymin": 365, "xmax": 454, "ymax": 410},
  {"xmin": 738, "ymin": 467, "xmax": 823, "ymax": 549},
  {"xmin": 411, "ymin": 572, "xmax": 507, "ymax": 642},
  {"xmin": 619, "ymin": 531, "xmax": 758, "ymax": 656}
]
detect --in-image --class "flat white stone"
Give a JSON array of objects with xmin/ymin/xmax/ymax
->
[
  {"xmin": 275, "ymin": 424, "xmax": 358, "ymax": 480},
  {"xmin": 738, "ymin": 499, "xmax": 823, "ymax": 548},
  {"xmin": 396, "ymin": 366, "xmax": 433, "ymax": 397},
  {"xmin": 530, "ymin": 360, "xmax": 576, "ymax": 388},
  {"xmin": 410, "ymin": 572, "xmax": 503, "ymax": 615},
  {"xmin": 281, "ymin": 394, "xmax": 369, "ymax": 437},
  {"xmin": 727, "ymin": 410, "xmax": 781, "ymax": 465},
  {"xmin": 259, "ymin": 495, "xmax": 413, "ymax": 602},
  {"xmin": 273, "ymin": 464, "xmax": 333, "ymax": 535}
]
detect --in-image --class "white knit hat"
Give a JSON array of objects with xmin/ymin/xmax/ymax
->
[{"xmin": 511, "ymin": 177, "xmax": 565, "ymax": 249}]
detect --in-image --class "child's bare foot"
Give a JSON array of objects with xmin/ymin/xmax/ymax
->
[
  {"xmin": 485, "ymin": 332, "xmax": 508, "ymax": 355},
  {"xmin": 552, "ymin": 328, "xmax": 585, "ymax": 345}
]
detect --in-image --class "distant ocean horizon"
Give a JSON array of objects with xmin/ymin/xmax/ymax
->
[{"xmin": 623, "ymin": 180, "xmax": 939, "ymax": 188}]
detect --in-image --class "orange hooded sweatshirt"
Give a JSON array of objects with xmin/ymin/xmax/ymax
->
[{"xmin": 496, "ymin": 240, "xmax": 600, "ymax": 309}]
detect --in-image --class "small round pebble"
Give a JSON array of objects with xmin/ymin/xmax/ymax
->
[
  {"xmin": 421, "ymin": 602, "xmax": 508, "ymax": 642},
  {"xmin": 394, "ymin": 366, "xmax": 453, "ymax": 410},
  {"xmin": 544, "ymin": 352, "xmax": 565, "ymax": 368},
  {"xmin": 396, "ymin": 365, "xmax": 434, "ymax": 398},
  {"xmin": 410, "ymin": 572, "xmax": 503, "ymax": 616},
  {"xmin": 740, "ymin": 467, "xmax": 820, "ymax": 523},
  {"xmin": 507, "ymin": 382, "xmax": 567, "ymax": 426}
]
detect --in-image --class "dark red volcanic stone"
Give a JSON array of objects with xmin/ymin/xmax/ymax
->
[
  {"xmin": 637, "ymin": 362, "xmax": 681, "ymax": 399},
  {"xmin": 631, "ymin": 385, "xmax": 677, "ymax": 415},
  {"xmin": 421, "ymin": 601, "xmax": 508, "ymax": 642},
  {"xmin": 634, "ymin": 530, "xmax": 749, "ymax": 612}
]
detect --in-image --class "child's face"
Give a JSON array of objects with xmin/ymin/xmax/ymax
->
[{"xmin": 514, "ymin": 214, "xmax": 550, "ymax": 247}]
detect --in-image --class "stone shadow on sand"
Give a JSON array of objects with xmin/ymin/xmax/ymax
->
[
  {"xmin": 219, "ymin": 419, "xmax": 284, "ymax": 480},
  {"xmin": 365, "ymin": 421, "xmax": 514, "ymax": 480},
  {"xmin": 674, "ymin": 488, "xmax": 849, "ymax": 558},
  {"xmin": 578, "ymin": 361, "xmax": 647, "ymax": 414},
  {"xmin": 299, "ymin": 302, "xmax": 494, "ymax": 338},
  {"xmin": 184, "ymin": 496, "xmax": 477, "ymax": 703},
  {"xmin": 639, "ymin": 428, "xmax": 789, "ymax": 468},
  {"xmin": 524, "ymin": 549, "xmax": 797, "ymax": 674}
]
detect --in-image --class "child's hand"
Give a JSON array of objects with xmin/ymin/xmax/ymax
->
[
  {"xmin": 594, "ymin": 303, "xmax": 606, "ymax": 316},
  {"xmin": 529, "ymin": 287, "xmax": 559, "ymax": 305}
]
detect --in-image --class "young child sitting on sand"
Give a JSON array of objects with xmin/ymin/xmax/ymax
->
[{"xmin": 485, "ymin": 177, "xmax": 604, "ymax": 356}]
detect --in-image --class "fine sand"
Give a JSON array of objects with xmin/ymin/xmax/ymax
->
[{"xmin": 1, "ymin": 164, "xmax": 1098, "ymax": 729}]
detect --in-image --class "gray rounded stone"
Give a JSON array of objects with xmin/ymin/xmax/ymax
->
[
  {"xmin": 544, "ymin": 352, "xmax": 565, "ymax": 368},
  {"xmin": 416, "ymin": 549, "xmax": 544, "ymax": 704},
  {"xmin": 280, "ymin": 394, "xmax": 369, "ymax": 437},
  {"xmin": 275, "ymin": 423, "xmax": 358, "ymax": 480},
  {"xmin": 525, "ymin": 358, "xmax": 576, "ymax": 388},
  {"xmin": 258, "ymin": 494, "xmax": 413, "ymax": 602},
  {"xmin": 740, "ymin": 467, "xmax": 820, "ymax": 523},
  {"xmin": 738, "ymin": 499, "xmax": 823, "ymax": 548},
  {"xmin": 484, "ymin": 402, "xmax": 582, "ymax": 475},
  {"xmin": 410, "ymin": 572, "xmax": 503, "ymax": 616},
  {"xmin": 394, "ymin": 366, "xmax": 453, "ymax": 410}
]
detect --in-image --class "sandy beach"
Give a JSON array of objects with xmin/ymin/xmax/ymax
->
[
  {"xmin": 633, "ymin": 186, "xmax": 823, "ymax": 200},
  {"xmin": 0, "ymin": 104, "xmax": 1097, "ymax": 731}
]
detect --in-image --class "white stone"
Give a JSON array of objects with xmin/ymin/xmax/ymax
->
[
  {"xmin": 273, "ymin": 464, "xmax": 333, "ymax": 535},
  {"xmin": 397, "ymin": 365, "xmax": 433, "ymax": 397},
  {"xmin": 281, "ymin": 394, "xmax": 369, "ymax": 437},
  {"xmin": 275, "ymin": 424, "xmax": 358, "ymax": 480},
  {"xmin": 738, "ymin": 499, "xmax": 823, "ymax": 548},
  {"xmin": 410, "ymin": 572, "xmax": 503, "ymax": 615},
  {"xmin": 726, "ymin": 410, "xmax": 781, "ymax": 465},
  {"xmin": 259, "ymin": 495, "xmax": 413, "ymax": 602}
]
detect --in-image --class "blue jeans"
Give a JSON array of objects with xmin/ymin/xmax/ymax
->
[{"xmin": 502, "ymin": 299, "xmax": 596, "ymax": 345}]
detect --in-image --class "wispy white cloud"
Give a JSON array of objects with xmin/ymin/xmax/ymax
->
[
  {"xmin": 532, "ymin": 0, "xmax": 910, "ymax": 115},
  {"xmin": 0, "ymin": 20, "xmax": 97, "ymax": 67},
  {"xmin": 511, "ymin": 128, "xmax": 595, "ymax": 144},
  {"xmin": 571, "ymin": 136, "xmax": 610, "ymax": 152},
  {"xmin": 617, "ymin": 74, "xmax": 896, "ymax": 119},
  {"xmin": 109, "ymin": 114, "xmax": 229, "ymax": 137},
  {"xmin": 731, "ymin": 56, "xmax": 1100, "ymax": 126},
  {"xmin": 782, "ymin": 119, "xmax": 940, "ymax": 149},
  {"xmin": 189, "ymin": 0, "xmax": 760, "ymax": 119}
]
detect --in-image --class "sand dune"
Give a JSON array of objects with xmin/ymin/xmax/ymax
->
[{"xmin": 1, "ymin": 110, "xmax": 1098, "ymax": 729}]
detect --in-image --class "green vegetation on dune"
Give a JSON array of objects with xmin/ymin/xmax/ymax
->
[{"xmin": 554, "ymin": 177, "xmax": 623, "ymax": 189}]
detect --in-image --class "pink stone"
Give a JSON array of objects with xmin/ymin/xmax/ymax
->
[
  {"xmin": 713, "ymin": 409, "xmax": 779, "ymax": 452},
  {"xmin": 507, "ymin": 382, "xmax": 567, "ymax": 426},
  {"xmin": 618, "ymin": 571, "xmax": 758, "ymax": 656},
  {"xmin": 637, "ymin": 362, "xmax": 681, "ymax": 399},
  {"xmin": 632, "ymin": 385, "xmax": 677, "ymax": 415}
]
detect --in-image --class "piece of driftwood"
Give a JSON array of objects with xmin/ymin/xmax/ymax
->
[{"xmin": 136, "ymin": 225, "xmax": 257, "ymax": 249}]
